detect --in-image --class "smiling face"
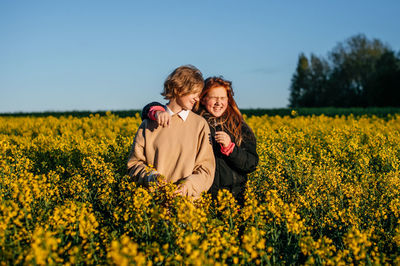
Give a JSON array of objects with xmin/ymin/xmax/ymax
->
[
  {"xmin": 176, "ymin": 90, "xmax": 201, "ymax": 111},
  {"xmin": 202, "ymin": 86, "xmax": 229, "ymax": 118}
]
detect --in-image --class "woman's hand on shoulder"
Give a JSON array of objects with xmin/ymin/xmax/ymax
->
[{"xmin": 155, "ymin": 111, "xmax": 171, "ymax": 127}]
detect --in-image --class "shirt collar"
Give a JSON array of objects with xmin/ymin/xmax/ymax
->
[{"xmin": 165, "ymin": 106, "xmax": 189, "ymax": 121}]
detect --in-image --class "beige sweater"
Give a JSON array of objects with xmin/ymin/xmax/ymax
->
[{"xmin": 127, "ymin": 111, "xmax": 215, "ymax": 198}]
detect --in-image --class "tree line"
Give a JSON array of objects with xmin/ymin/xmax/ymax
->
[{"xmin": 289, "ymin": 34, "xmax": 400, "ymax": 107}]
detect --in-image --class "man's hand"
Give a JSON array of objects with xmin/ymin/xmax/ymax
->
[
  {"xmin": 155, "ymin": 111, "xmax": 171, "ymax": 127},
  {"xmin": 215, "ymin": 131, "xmax": 231, "ymax": 147},
  {"xmin": 144, "ymin": 170, "xmax": 162, "ymax": 188},
  {"xmin": 175, "ymin": 183, "xmax": 189, "ymax": 196}
]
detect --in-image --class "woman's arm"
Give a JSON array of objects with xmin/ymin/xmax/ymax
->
[
  {"xmin": 141, "ymin": 102, "xmax": 171, "ymax": 127},
  {"xmin": 224, "ymin": 123, "xmax": 259, "ymax": 173},
  {"xmin": 141, "ymin": 102, "xmax": 164, "ymax": 120}
]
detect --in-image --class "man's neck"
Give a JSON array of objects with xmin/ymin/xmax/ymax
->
[{"xmin": 166, "ymin": 99, "xmax": 183, "ymax": 114}]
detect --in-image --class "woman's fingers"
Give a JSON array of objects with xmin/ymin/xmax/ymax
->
[
  {"xmin": 215, "ymin": 131, "xmax": 231, "ymax": 147},
  {"xmin": 156, "ymin": 112, "xmax": 171, "ymax": 127}
]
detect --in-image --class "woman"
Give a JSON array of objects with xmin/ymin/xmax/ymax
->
[{"xmin": 142, "ymin": 77, "xmax": 258, "ymax": 205}]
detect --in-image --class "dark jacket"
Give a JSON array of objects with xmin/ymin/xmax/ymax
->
[{"xmin": 141, "ymin": 102, "xmax": 259, "ymax": 205}]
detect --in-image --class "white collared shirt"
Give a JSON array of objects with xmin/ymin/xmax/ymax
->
[{"xmin": 165, "ymin": 106, "xmax": 189, "ymax": 121}]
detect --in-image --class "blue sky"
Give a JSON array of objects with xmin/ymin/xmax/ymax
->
[{"xmin": 1, "ymin": 0, "xmax": 399, "ymax": 113}]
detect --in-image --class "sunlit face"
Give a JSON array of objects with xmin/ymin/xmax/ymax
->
[
  {"xmin": 176, "ymin": 90, "xmax": 201, "ymax": 111},
  {"xmin": 202, "ymin": 86, "xmax": 228, "ymax": 118}
]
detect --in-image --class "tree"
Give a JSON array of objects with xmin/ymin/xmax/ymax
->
[
  {"xmin": 289, "ymin": 53, "xmax": 330, "ymax": 107},
  {"xmin": 308, "ymin": 54, "xmax": 331, "ymax": 106},
  {"xmin": 365, "ymin": 50, "xmax": 400, "ymax": 106},
  {"xmin": 288, "ymin": 34, "xmax": 399, "ymax": 107},
  {"xmin": 328, "ymin": 34, "xmax": 390, "ymax": 106},
  {"xmin": 289, "ymin": 53, "xmax": 310, "ymax": 107}
]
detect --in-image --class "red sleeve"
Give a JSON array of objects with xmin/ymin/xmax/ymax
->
[
  {"xmin": 220, "ymin": 142, "xmax": 235, "ymax": 156},
  {"xmin": 148, "ymin": 106, "xmax": 166, "ymax": 120}
]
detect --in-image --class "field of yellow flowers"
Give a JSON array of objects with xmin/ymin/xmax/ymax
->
[{"xmin": 1, "ymin": 112, "xmax": 400, "ymax": 265}]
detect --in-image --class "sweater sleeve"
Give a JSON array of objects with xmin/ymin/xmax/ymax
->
[
  {"xmin": 224, "ymin": 123, "xmax": 259, "ymax": 174},
  {"xmin": 141, "ymin": 102, "xmax": 164, "ymax": 121},
  {"xmin": 148, "ymin": 106, "xmax": 166, "ymax": 120},
  {"xmin": 184, "ymin": 122, "xmax": 216, "ymax": 198},
  {"xmin": 220, "ymin": 142, "xmax": 235, "ymax": 155},
  {"xmin": 127, "ymin": 122, "xmax": 151, "ymax": 185}
]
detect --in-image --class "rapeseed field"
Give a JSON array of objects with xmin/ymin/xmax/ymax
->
[{"xmin": 1, "ymin": 112, "xmax": 399, "ymax": 265}]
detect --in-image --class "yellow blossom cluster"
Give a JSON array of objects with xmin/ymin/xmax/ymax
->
[{"xmin": 0, "ymin": 112, "xmax": 399, "ymax": 264}]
